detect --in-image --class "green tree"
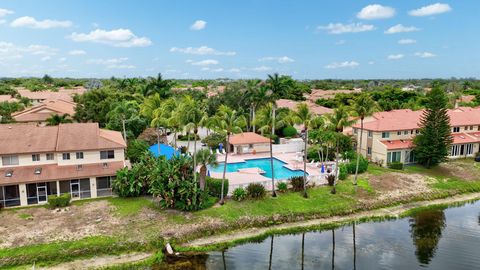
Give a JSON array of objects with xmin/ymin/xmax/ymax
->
[
  {"xmin": 255, "ymin": 103, "xmax": 285, "ymax": 197},
  {"xmin": 196, "ymin": 149, "xmax": 218, "ymax": 191},
  {"xmin": 413, "ymin": 87, "xmax": 452, "ymax": 168},
  {"xmin": 144, "ymin": 73, "xmax": 174, "ymax": 98},
  {"xmin": 46, "ymin": 114, "xmax": 73, "ymax": 126},
  {"xmin": 266, "ymin": 73, "xmax": 289, "ymax": 133},
  {"xmin": 351, "ymin": 94, "xmax": 377, "ymax": 188},
  {"xmin": 106, "ymin": 100, "xmax": 147, "ymax": 141},
  {"xmin": 212, "ymin": 105, "xmax": 246, "ymax": 204},
  {"xmin": 126, "ymin": 139, "xmax": 149, "ymax": 164},
  {"xmin": 0, "ymin": 101, "xmax": 24, "ymax": 123}
]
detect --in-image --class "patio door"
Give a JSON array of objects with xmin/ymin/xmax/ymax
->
[
  {"xmin": 70, "ymin": 180, "xmax": 80, "ymax": 199},
  {"xmin": 37, "ymin": 184, "xmax": 47, "ymax": 203}
]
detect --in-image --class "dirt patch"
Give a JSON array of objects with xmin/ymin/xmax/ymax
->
[
  {"xmin": 437, "ymin": 162, "xmax": 480, "ymax": 181},
  {"xmin": 40, "ymin": 252, "xmax": 152, "ymax": 270},
  {"xmin": 366, "ymin": 172, "xmax": 432, "ymax": 202}
]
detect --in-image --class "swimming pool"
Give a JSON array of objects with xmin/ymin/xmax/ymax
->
[{"xmin": 209, "ymin": 158, "xmax": 305, "ymax": 180}]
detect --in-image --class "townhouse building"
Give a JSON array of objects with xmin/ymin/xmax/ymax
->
[
  {"xmin": 0, "ymin": 123, "xmax": 126, "ymax": 208},
  {"xmin": 352, "ymin": 107, "xmax": 480, "ymax": 166}
]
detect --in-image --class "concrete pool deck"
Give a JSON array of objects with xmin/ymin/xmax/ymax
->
[{"xmin": 210, "ymin": 152, "xmax": 330, "ymax": 192}]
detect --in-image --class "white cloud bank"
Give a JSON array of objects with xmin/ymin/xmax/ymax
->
[
  {"xmin": 0, "ymin": 8, "xmax": 14, "ymax": 17},
  {"xmin": 415, "ymin": 52, "xmax": 436, "ymax": 58},
  {"xmin": 357, "ymin": 4, "xmax": 395, "ymax": 20},
  {"xmin": 317, "ymin": 23, "xmax": 375, "ymax": 34},
  {"xmin": 385, "ymin": 24, "xmax": 420, "ymax": 34},
  {"xmin": 190, "ymin": 20, "xmax": 206, "ymax": 30},
  {"xmin": 11, "ymin": 16, "xmax": 72, "ymax": 29},
  {"xmin": 325, "ymin": 61, "xmax": 359, "ymax": 69},
  {"xmin": 258, "ymin": 56, "xmax": 294, "ymax": 63},
  {"xmin": 68, "ymin": 50, "xmax": 86, "ymax": 56},
  {"xmin": 87, "ymin": 57, "xmax": 135, "ymax": 69},
  {"xmin": 170, "ymin": 46, "xmax": 235, "ymax": 56},
  {"xmin": 387, "ymin": 54, "xmax": 404, "ymax": 60},
  {"xmin": 69, "ymin": 29, "xmax": 152, "ymax": 47},
  {"xmin": 398, "ymin": 39, "xmax": 416, "ymax": 45},
  {"xmin": 409, "ymin": 3, "xmax": 452, "ymax": 17},
  {"xmin": 190, "ymin": 59, "xmax": 219, "ymax": 66}
]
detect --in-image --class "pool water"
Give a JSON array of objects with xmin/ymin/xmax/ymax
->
[
  {"xmin": 149, "ymin": 144, "xmax": 179, "ymax": 160},
  {"xmin": 209, "ymin": 158, "xmax": 305, "ymax": 180}
]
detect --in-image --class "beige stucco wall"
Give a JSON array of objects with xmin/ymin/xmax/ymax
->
[{"xmin": 233, "ymin": 143, "xmax": 270, "ymax": 154}]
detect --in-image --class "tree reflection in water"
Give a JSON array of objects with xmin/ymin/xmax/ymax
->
[
  {"xmin": 409, "ymin": 209, "xmax": 446, "ymax": 265},
  {"xmin": 331, "ymin": 229, "xmax": 335, "ymax": 270},
  {"xmin": 268, "ymin": 235, "xmax": 274, "ymax": 270}
]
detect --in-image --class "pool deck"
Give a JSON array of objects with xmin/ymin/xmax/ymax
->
[{"xmin": 210, "ymin": 152, "xmax": 331, "ymax": 192}]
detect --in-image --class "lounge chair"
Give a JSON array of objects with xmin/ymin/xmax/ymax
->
[{"xmin": 216, "ymin": 149, "xmax": 221, "ymax": 155}]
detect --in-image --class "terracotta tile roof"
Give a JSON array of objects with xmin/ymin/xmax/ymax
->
[
  {"xmin": 0, "ymin": 123, "xmax": 126, "ymax": 155},
  {"xmin": 304, "ymin": 89, "xmax": 361, "ymax": 101},
  {"xmin": 452, "ymin": 132, "xmax": 480, "ymax": 144},
  {"xmin": 12, "ymin": 99, "xmax": 76, "ymax": 122},
  {"xmin": 380, "ymin": 139, "xmax": 414, "ymax": 150},
  {"xmin": 353, "ymin": 107, "xmax": 480, "ymax": 132},
  {"xmin": 0, "ymin": 95, "xmax": 18, "ymax": 103},
  {"xmin": 229, "ymin": 132, "xmax": 271, "ymax": 145},
  {"xmin": 276, "ymin": 99, "xmax": 333, "ymax": 115},
  {"xmin": 17, "ymin": 89, "xmax": 74, "ymax": 102},
  {"xmin": 0, "ymin": 161, "xmax": 123, "ymax": 185}
]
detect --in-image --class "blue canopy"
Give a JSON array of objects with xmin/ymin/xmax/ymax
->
[{"xmin": 149, "ymin": 144, "xmax": 179, "ymax": 160}]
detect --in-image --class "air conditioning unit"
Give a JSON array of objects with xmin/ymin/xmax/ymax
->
[{"xmin": 34, "ymin": 168, "xmax": 42, "ymax": 175}]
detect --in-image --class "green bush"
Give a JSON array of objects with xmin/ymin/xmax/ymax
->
[
  {"xmin": 282, "ymin": 126, "xmax": 297, "ymax": 137},
  {"xmin": 289, "ymin": 176, "xmax": 305, "ymax": 192},
  {"xmin": 339, "ymin": 165, "xmax": 348, "ymax": 180},
  {"xmin": 48, "ymin": 194, "xmax": 71, "ymax": 208},
  {"xmin": 126, "ymin": 139, "xmax": 149, "ymax": 164},
  {"xmin": 232, "ymin": 187, "xmax": 247, "ymax": 201},
  {"xmin": 206, "ymin": 177, "xmax": 229, "ymax": 198},
  {"xmin": 388, "ymin": 162, "xmax": 404, "ymax": 170},
  {"xmin": 345, "ymin": 154, "xmax": 369, "ymax": 174},
  {"xmin": 246, "ymin": 183, "xmax": 266, "ymax": 199},
  {"xmin": 325, "ymin": 174, "xmax": 335, "ymax": 186},
  {"xmin": 277, "ymin": 182, "xmax": 288, "ymax": 192},
  {"xmin": 177, "ymin": 133, "xmax": 200, "ymax": 141},
  {"xmin": 201, "ymin": 133, "xmax": 226, "ymax": 149}
]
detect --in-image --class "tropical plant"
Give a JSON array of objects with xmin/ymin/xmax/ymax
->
[
  {"xmin": 351, "ymin": 94, "xmax": 377, "ymax": 189},
  {"xmin": 276, "ymin": 182, "xmax": 288, "ymax": 193},
  {"xmin": 265, "ymin": 73, "xmax": 289, "ymax": 132},
  {"xmin": 126, "ymin": 139, "xmax": 149, "ymax": 164},
  {"xmin": 212, "ymin": 105, "xmax": 246, "ymax": 204},
  {"xmin": 201, "ymin": 133, "xmax": 226, "ymax": 149},
  {"xmin": 246, "ymin": 183, "xmax": 266, "ymax": 199},
  {"xmin": 325, "ymin": 174, "xmax": 335, "ymax": 186},
  {"xmin": 196, "ymin": 149, "xmax": 218, "ymax": 191},
  {"xmin": 45, "ymin": 114, "xmax": 73, "ymax": 126},
  {"xmin": 0, "ymin": 101, "xmax": 24, "ymax": 123},
  {"xmin": 232, "ymin": 187, "xmax": 247, "ymax": 201},
  {"xmin": 205, "ymin": 177, "xmax": 229, "ymax": 198},
  {"xmin": 289, "ymin": 176, "xmax": 306, "ymax": 192},
  {"xmin": 143, "ymin": 73, "xmax": 174, "ymax": 98},
  {"xmin": 282, "ymin": 125, "xmax": 297, "ymax": 137},
  {"xmin": 112, "ymin": 167, "xmax": 144, "ymax": 197},
  {"xmin": 106, "ymin": 100, "xmax": 145, "ymax": 143}
]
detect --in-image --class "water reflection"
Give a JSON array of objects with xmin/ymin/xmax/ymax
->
[{"xmin": 409, "ymin": 209, "xmax": 446, "ymax": 265}]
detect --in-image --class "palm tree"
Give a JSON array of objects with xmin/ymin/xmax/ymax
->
[
  {"xmin": 196, "ymin": 149, "xmax": 218, "ymax": 191},
  {"xmin": 326, "ymin": 106, "xmax": 354, "ymax": 194},
  {"xmin": 140, "ymin": 93, "xmax": 163, "ymax": 121},
  {"xmin": 213, "ymin": 105, "xmax": 246, "ymax": 204},
  {"xmin": 351, "ymin": 94, "xmax": 377, "ymax": 189},
  {"xmin": 150, "ymin": 98, "xmax": 182, "ymax": 149},
  {"xmin": 255, "ymin": 103, "xmax": 285, "ymax": 197},
  {"xmin": 144, "ymin": 73, "xmax": 174, "ymax": 98},
  {"xmin": 46, "ymin": 113, "xmax": 73, "ymax": 126},
  {"xmin": 108, "ymin": 101, "xmax": 138, "ymax": 144},
  {"xmin": 289, "ymin": 103, "xmax": 323, "ymax": 198},
  {"xmin": 266, "ymin": 73, "xmax": 288, "ymax": 133},
  {"xmin": 245, "ymin": 79, "xmax": 266, "ymax": 132}
]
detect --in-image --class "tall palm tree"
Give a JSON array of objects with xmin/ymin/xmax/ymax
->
[
  {"xmin": 196, "ymin": 149, "xmax": 218, "ymax": 191},
  {"xmin": 213, "ymin": 105, "xmax": 246, "ymax": 204},
  {"xmin": 140, "ymin": 93, "xmax": 163, "ymax": 121},
  {"xmin": 289, "ymin": 103, "xmax": 323, "ymax": 198},
  {"xmin": 151, "ymin": 98, "xmax": 182, "ymax": 149},
  {"xmin": 326, "ymin": 106, "xmax": 354, "ymax": 194},
  {"xmin": 108, "ymin": 100, "xmax": 138, "ymax": 144},
  {"xmin": 245, "ymin": 79, "xmax": 266, "ymax": 132},
  {"xmin": 144, "ymin": 73, "xmax": 174, "ymax": 98},
  {"xmin": 266, "ymin": 73, "xmax": 288, "ymax": 133},
  {"xmin": 46, "ymin": 114, "xmax": 73, "ymax": 126},
  {"xmin": 351, "ymin": 94, "xmax": 377, "ymax": 189},
  {"xmin": 255, "ymin": 103, "xmax": 285, "ymax": 197}
]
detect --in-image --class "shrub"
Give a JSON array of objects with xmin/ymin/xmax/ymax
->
[
  {"xmin": 232, "ymin": 187, "xmax": 247, "ymax": 201},
  {"xmin": 282, "ymin": 126, "xmax": 297, "ymax": 137},
  {"xmin": 338, "ymin": 165, "xmax": 348, "ymax": 180},
  {"xmin": 388, "ymin": 162, "xmax": 404, "ymax": 170},
  {"xmin": 177, "ymin": 133, "xmax": 200, "ymax": 141},
  {"xmin": 345, "ymin": 154, "xmax": 369, "ymax": 174},
  {"xmin": 325, "ymin": 174, "xmax": 335, "ymax": 186},
  {"xmin": 126, "ymin": 139, "xmax": 149, "ymax": 164},
  {"xmin": 289, "ymin": 176, "xmax": 306, "ymax": 192},
  {"xmin": 201, "ymin": 133, "xmax": 226, "ymax": 149},
  {"xmin": 48, "ymin": 194, "xmax": 71, "ymax": 208},
  {"xmin": 206, "ymin": 177, "xmax": 229, "ymax": 198},
  {"xmin": 246, "ymin": 183, "xmax": 266, "ymax": 199},
  {"xmin": 277, "ymin": 182, "xmax": 288, "ymax": 193}
]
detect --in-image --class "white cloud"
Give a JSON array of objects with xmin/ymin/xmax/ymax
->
[
  {"xmin": 228, "ymin": 68, "xmax": 241, "ymax": 73},
  {"xmin": 0, "ymin": 8, "xmax": 14, "ymax": 17},
  {"xmin": 409, "ymin": 3, "xmax": 452, "ymax": 17},
  {"xmin": 251, "ymin": 66, "xmax": 272, "ymax": 72},
  {"xmin": 414, "ymin": 52, "xmax": 436, "ymax": 58},
  {"xmin": 108, "ymin": 64, "xmax": 135, "ymax": 69},
  {"xmin": 68, "ymin": 49, "xmax": 86, "ymax": 56},
  {"xmin": 170, "ymin": 46, "xmax": 236, "ymax": 56},
  {"xmin": 387, "ymin": 54, "xmax": 404, "ymax": 60},
  {"xmin": 0, "ymin": 42, "xmax": 58, "ymax": 60},
  {"xmin": 398, "ymin": 39, "xmax": 417, "ymax": 45},
  {"xmin": 317, "ymin": 23, "xmax": 375, "ymax": 34},
  {"xmin": 385, "ymin": 24, "xmax": 420, "ymax": 34},
  {"xmin": 190, "ymin": 59, "xmax": 219, "ymax": 66},
  {"xmin": 357, "ymin": 4, "xmax": 395, "ymax": 20},
  {"xmin": 87, "ymin": 57, "xmax": 135, "ymax": 69},
  {"xmin": 11, "ymin": 16, "xmax": 72, "ymax": 29},
  {"xmin": 324, "ymin": 61, "xmax": 359, "ymax": 69},
  {"xmin": 258, "ymin": 56, "xmax": 294, "ymax": 63},
  {"xmin": 69, "ymin": 28, "xmax": 152, "ymax": 47},
  {"xmin": 368, "ymin": 61, "xmax": 375, "ymax": 65},
  {"xmin": 190, "ymin": 20, "xmax": 206, "ymax": 30}
]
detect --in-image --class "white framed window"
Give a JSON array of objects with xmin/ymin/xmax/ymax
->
[
  {"xmin": 32, "ymin": 154, "xmax": 40, "ymax": 162},
  {"xmin": 62, "ymin": 153, "xmax": 70, "ymax": 160},
  {"xmin": 100, "ymin": 150, "xmax": 115, "ymax": 160},
  {"xmin": 76, "ymin": 152, "xmax": 84, "ymax": 159},
  {"xmin": 367, "ymin": 147, "xmax": 372, "ymax": 155},
  {"xmin": 387, "ymin": 151, "xmax": 401, "ymax": 163},
  {"xmin": 404, "ymin": 130, "xmax": 409, "ymax": 135},
  {"xmin": 382, "ymin": 132, "xmax": 390, "ymax": 138},
  {"xmin": 453, "ymin": 127, "xmax": 460, "ymax": 133},
  {"xmin": 397, "ymin": 131, "xmax": 402, "ymax": 136},
  {"xmin": 368, "ymin": 131, "xmax": 373, "ymax": 138},
  {"xmin": 46, "ymin": 153, "xmax": 54, "ymax": 160},
  {"xmin": 2, "ymin": 155, "xmax": 19, "ymax": 166}
]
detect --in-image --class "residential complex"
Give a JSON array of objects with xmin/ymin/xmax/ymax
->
[
  {"xmin": 0, "ymin": 123, "xmax": 126, "ymax": 208},
  {"xmin": 12, "ymin": 99, "xmax": 76, "ymax": 124},
  {"xmin": 352, "ymin": 107, "xmax": 480, "ymax": 166}
]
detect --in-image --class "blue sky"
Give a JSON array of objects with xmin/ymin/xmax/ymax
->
[{"xmin": 0, "ymin": 0, "xmax": 478, "ymax": 79}]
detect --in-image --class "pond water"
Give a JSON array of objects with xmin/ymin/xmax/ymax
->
[{"xmin": 158, "ymin": 200, "xmax": 480, "ymax": 270}]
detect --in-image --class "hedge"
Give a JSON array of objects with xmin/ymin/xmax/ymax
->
[
  {"xmin": 206, "ymin": 177, "xmax": 229, "ymax": 198},
  {"xmin": 388, "ymin": 162, "xmax": 404, "ymax": 170},
  {"xmin": 282, "ymin": 126, "xmax": 297, "ymax": 138},
  {"xmin": 48, "ymin": 194, "xmax": 71, "ymax": 208}
]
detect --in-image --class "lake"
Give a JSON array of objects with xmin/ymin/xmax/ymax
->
[{"xmin": 158, "ymin": 200, "xmax": 480, "ymax": 269}]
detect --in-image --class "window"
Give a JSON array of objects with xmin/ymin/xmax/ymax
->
[
  {"xmin": 100, "ymin": 150, "xmax": 115, "ymax": 160},
  {"xmin": 415, "ymin": 130, "xmax": 420, "ymax": 134},
  {"xmin": 453, "ymin": 127, "xmax": 460, "ymax": 133},
  {"xmin": 76, "ymin": 152, "xmax": 84, "ymax": 159},
  {"xmin": 32, "ymin": 154, "xmax": 40, "ymax": 162},
  {"xmin": 397, "ymin": 131, "xmax": 402, "ymax": 136},
  {"xmin": 46, "ymin": 153, "xmax": 54, "ymax": 160},
  {"xmin": 62, "ymin": 153, "xmax": 70, "ymax": 160},
  {"xmin": 2, "ymin": 155, "xmax": 19, "ymax": 166},
  {"xmin": 404, "ymin": 130, "xmax": 409, "ymax": 135},
  {"xmin": 381, "ymin": 132, "xmax": 390, "ymax": 138},
  {"xmin": 470, "ymin": 126, "xmax": 474, "ymax": 130},
  {"xmin": 353, "ymin": 128, "xmax": 358, "ymax": 134},
  {"xmin": 367, "ymin": 147, "xmax": 372, "ymax": 155},
  {"xmin": 387, "ymin": 151, "xmax": 401, "ymax": 163},
  {"xmin": 368, "ymin": 131, "xmax": 373, "ymax": 138},
  {"xmin": 411, "ymin": 130, "xmax": 414, "ymax": 134}
]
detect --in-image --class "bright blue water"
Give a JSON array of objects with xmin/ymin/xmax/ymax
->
[
  {"xmin": 209, "ymin": 158, "xmax": 305, "ymax": 180},
  {"xmin": 149, "ymin": 144, "xmax": 178, "ymax": 160}
]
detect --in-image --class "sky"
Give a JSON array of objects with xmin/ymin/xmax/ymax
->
[{"xmin": 0, "ymin": 0, "xmax": 478, "ymax": 79}]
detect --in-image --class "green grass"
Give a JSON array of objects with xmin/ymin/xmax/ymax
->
[
  {"xmin": 17, "ymin": 213, "xmax": 32, "ymax": 220},
  {"xmin": 108, "ymin": 197, "xmax": 153, "ymax": 217}
]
